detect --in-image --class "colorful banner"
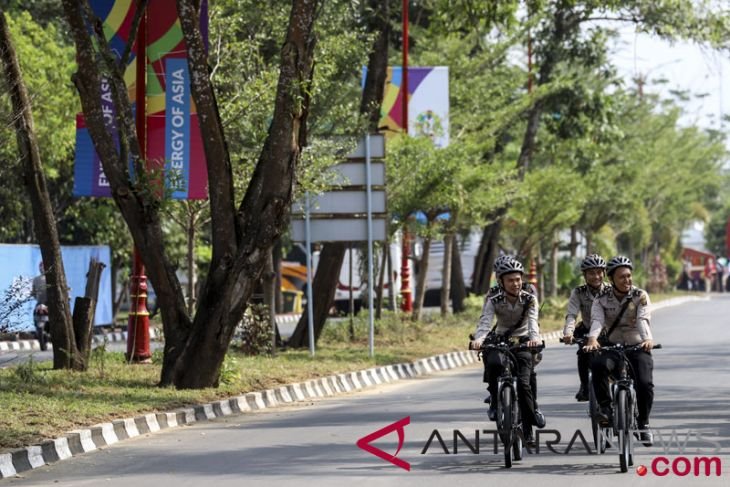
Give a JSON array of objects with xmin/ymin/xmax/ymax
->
[
  {"xmin": 363, "ymin": 66, "xmax": 450, "ymax": 147},
  {"xmin": 74, "ymin": 0, "xmax": 208, "ymax": 200}
]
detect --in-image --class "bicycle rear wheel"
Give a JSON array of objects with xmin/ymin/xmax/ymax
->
[
  {"xmin": 616, "ymin": 389, "xmax": 631, "ymax": 473},
  {"xmin": 588, "ymin": 377, "xmax": 605, "ymax": 454},
  {"xmin": 497, "ymin": 386, "xmax": 514, "ymax": 468}
]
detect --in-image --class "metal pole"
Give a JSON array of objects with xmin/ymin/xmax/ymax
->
[
  {"xmin": 400, "ymin": 0, "xmax": 412, "ymax": 313},
  {"xmin": 127, "ymin": 3, "xmax": 151, "ymax": 363},
  {"xmin": 304, "ymin": 192, "xmax": 315, "ymax": 356},
  {"xmin": 402, "ymin": 0, "xmax": 409, "ymax": 133},
  {"xmin": 366, "ymin": 134, "xmax": 375, "ymax": 357}
]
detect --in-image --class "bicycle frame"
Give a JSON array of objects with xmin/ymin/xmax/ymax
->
[{"xmin": 479, "ymin": 336, "xmax": 544, "ymax": 468}]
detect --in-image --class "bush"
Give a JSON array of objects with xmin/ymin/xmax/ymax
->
[{"xmin": 233, "ymin": 304, "xmax": 273, "ymax": 356}]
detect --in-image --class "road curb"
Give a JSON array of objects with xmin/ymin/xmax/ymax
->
[
  {"xmin": 0, "ymin": 295, "xmax": 707, "ymax": 478},
  {"xmin": 0, "ymin": 314, "xmax": 305, "ymax": 354},
  {"xmin": 0, "ymin": 349, "xmax": 481, "ymax": 479}
]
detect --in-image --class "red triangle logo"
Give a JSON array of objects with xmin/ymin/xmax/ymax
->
[{"xmin": 356, "ymin": 416, "xmax": 411, "ymax": 471}]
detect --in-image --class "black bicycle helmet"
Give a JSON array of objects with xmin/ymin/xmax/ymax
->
[
  {"xmin": 607, "ymin": 255, "xmax": 633, "ymax": 276},
  {"xmin": 494, "ymin": 255, "xmax": 524, "ymax": 278},
  {"xmin": 581, "ymin": 254, "xmax": 607, "ymax": 272}
]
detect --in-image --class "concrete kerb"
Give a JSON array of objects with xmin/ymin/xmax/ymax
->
[
  {"xmin": 0, "ymin": 294, "xmax": 706, "ymax": 479},
  {"xmin": 0, "ymin": 313, "xmax": 309, "ymax": 354}
]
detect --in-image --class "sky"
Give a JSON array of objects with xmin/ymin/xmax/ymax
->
[{"xmin": 609, "ymin": 25, "xmax": 730, "ymax": 137}]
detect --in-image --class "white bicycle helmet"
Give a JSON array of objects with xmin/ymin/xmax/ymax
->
[
  {"xmin": 607, "ymin": 255, "xmax": 633, "ymax": 276},
  {"xmin": 494, "ymin": 255, "xmax": 524, "ymax": 278},
  {"xmin": 581, "ymin": 254, "xmax": 607, "ymax": 272}
]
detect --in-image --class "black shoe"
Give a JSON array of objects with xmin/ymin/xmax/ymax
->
[
  {"xmin": 488, "ymin": 404, "xmax": 497, "ymax": 421},
  {"xmin": 523, "ymin": 427, "xmax": 536, "ymax": 448},
  {"xmin": 596, "ymin": 405, "xmax": 612, "ymax": 426},
  {"xmin": 534, "ymin": 410, "xmax": 546, "ymax": 429},
  {"xmin": 575, "ymin": 384, "xmax": 589, "ymax": 402},
  {"xmin": 483, "ymin": 394, "xmax": 491, "ymax": 404},
  {"xmin": 636, "ymin": 424, "xmax": 653, "ymax": 447}
]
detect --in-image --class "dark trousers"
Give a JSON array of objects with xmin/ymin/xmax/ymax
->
[
  {"xmin": 577, "ymin": 351, "xmax": 593, "ymax": 385},
  {"xmin": 591, "ymin": 349, "xmax": 654, "ymax": 425},
  {"xmin": 483, "ymin": 349, "xmax": 538, "ymax": 427},
  {"xmin": 574, "ymin": 325, "xmax": 591, "ymax": 385}
]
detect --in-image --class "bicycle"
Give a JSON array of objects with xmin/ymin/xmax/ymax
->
[
  {"xmin": 591, "ymin": 342, "xmax": 662, "ymax": 473},
  {"xmin": 471, "ymin": 334, "xmax": 545, "ymax": 468},
  {"xmin": 561, "ymin": 336, "xmax": 612, "ymax": 455}
]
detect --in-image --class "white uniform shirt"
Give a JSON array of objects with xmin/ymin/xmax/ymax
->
[
  {"xmin": 588, "ymin": 285, "xmax": 652, "ymax": 345},
  {"xmin": 563, "ymin": 282, "xmax": 609, "ymax": 336},
  {"xmin": 474, "ymin": 286, "xmax": 539, "ymax": 341}
]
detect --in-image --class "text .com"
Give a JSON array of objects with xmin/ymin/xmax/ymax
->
[{"xmin": 635, "ymin": 456, "xmax": 722, "ymax": 477}]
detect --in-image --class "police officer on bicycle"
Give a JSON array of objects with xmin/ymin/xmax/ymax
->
[
  {"xmin": 583, "ymin": 255, "xmax": 655, "ymax": 446},
  {"xmin": 563, "ymin": 254, "xmax": 609, "ymax": 401},
  {"xmin": 471, "ymin": 256, "xmax": 546, "ymax": 445}
]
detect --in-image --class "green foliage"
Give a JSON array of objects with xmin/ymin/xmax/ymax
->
[
  {"xmin": 219, "ymin": 354, "xmax": 241, "ymax": 386},
  {"xmin": 0, "ymin": 11, "xmax": 76, "ymax": 242}
]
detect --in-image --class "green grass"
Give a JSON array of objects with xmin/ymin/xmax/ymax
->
[
  {"xmin": 0, "ymin": 309, "xmax": 477, "ymax": 453},
  {"xmin": 0, "ymin": 290, "xmax": 688, "ymax": 453}
]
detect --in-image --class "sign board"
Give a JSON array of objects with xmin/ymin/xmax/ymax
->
[
  {"xmin": 345, "ymin": 134, "xmax": 385, "ymax": 159},
  {"xmin": 291, "ymin": 219, "xmax": 387, "ymax": 242},
  {"xmin": 292, "ymin": 190, "xmax": 386, "ymax": 215},
  {"xmin": 327, "ymin": 161, "xmax": 385, "ymax": 187}
]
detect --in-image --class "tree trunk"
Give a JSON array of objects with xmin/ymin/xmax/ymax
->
[
  {"xmin": 413, "ymin": 230, "xmax": 432, "ymax": 321},
  {"xmin": 0, "ymin": 11, "xmax": 80, "ymax": 369},
  {"xmin": 262, "ymin": 249, "xmax": 277, "ymax": 356},
  {"xmin": 473, "ymin": 214, "xmax": 505, "ymax": 295},
  {"xmin": 273, "ymin": 239, "xmax": 283, "ymax": 314},
  {"xmin": 550, "ymin": 235, "xmax": 559, "ymax": 297},
  {"xmin": 288, "ymin": 243, "xmax": 346, "ymax": 347},
  {"xmin": 375, "ymin": 241, "xmax": 387, "ymax": 319},
  {"xmin": 292, "ymin": 0, "xmax": 390, "ymax": 344},
  {"xmin": 440, "ymin": 231, "xmax": 453, "ymax": 316},
  {"xmin": 186, "ymin": 206, "xmax": 197, "ymax": 315},
  {"xmin": 387, "ymin": 242, "xmax": 396, "ymax": 311},
  {"xmin": 72, "ymin": 259, "xmax": 106, "ymax": 369},
  {"xmin": 450, "ymin": 237, "xmax": 466, "ymax": 313},
  {"xmin": 569, "ymin": 224, "xmax": 579, "ymax": 258}
]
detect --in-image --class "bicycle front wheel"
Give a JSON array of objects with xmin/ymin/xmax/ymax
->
[
  {"xmin": 497, "ymin": 385, "xmax": 514, "ymax": 468},
  {"xmin": 616, "ymin": 389, "xmax": 632, "ymax": 473}
]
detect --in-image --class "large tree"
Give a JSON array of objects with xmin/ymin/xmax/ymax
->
[
  {"xmin": 60, "ymin": 0, "xmax": 321, "ymax": 388},
  {"xmin": 0, "ymin": 9, "xmax": 79, "ymax": 369}
]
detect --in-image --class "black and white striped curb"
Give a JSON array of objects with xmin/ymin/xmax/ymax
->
[
  {"xmin": 0, "ymin": 314, "xmax": 306, "ymax": 354},
  {"xmin": 0, "ymin": 349, "xmax": 480, "ymax": 479},
  {"xmin": 0, "ymin": 329, "xmax": 160, "ymax": 354}
]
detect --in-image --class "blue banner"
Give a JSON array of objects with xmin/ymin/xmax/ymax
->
[{"xmin": 164, "ymin": 58, "xmax": 191, "ymax": 199}]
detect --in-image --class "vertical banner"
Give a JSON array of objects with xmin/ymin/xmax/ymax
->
[
  {"xmin": 146, "ymin": 0, "xmax": 208, "ymax": 199},
  {"xmin": 73, "ymin": 0, "xmax": 208, "ymax": 200},
  {"xmin": 364, "ymin": 66, "xmax": 449, "ymax": 147}
]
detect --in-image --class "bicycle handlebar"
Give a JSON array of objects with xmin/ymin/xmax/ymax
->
[{"xmin": 471, "ymin": 338, "xmax": 546, "ymax": 353}]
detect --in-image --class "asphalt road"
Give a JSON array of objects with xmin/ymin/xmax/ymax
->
[{"xmin": 4, "ymin": 295, "xmax": 730, "ymax": 486}]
